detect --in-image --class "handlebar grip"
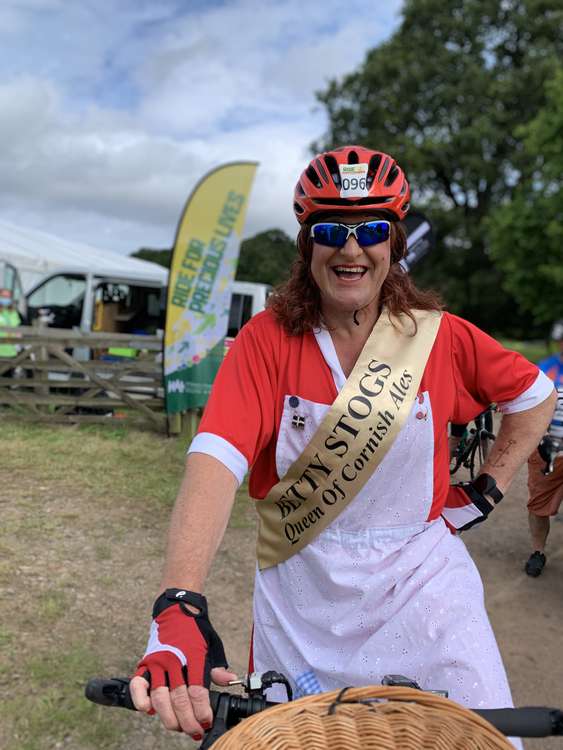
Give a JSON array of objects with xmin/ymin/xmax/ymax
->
[
  {"xmin": 85, "ymin": 677, "xmax": 138, "ymax": 711},
  {"xmin": 476, "ymin": 707, "xmax": 563, "ymax": 737},
  {"xmin": 85, "ymin": 677, "xmax": 228, "ymax": 716}
]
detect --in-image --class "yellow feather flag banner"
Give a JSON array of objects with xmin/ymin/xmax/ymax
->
[{"xmin": 164, "ymin": 162, "xmax": 258, "ymax": 413}]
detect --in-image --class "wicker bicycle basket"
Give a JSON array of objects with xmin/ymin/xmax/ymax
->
[{"xmin": 212, "ymin": 685, "xmax": 514, "ymax": 750}]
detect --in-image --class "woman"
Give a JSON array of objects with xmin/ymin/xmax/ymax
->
[{"xmin": 130, "ymin": 146, "xmax": 555, "ymax": 743}]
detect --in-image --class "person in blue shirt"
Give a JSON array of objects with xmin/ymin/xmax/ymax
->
[{"xmin": 525, "ymin": 320, "xmax": 563, "ymax": 576}]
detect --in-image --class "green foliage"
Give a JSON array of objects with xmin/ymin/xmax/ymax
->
[
  {"xmin": 236, "ymin": 228, "xmax": 297, "ymax": 286},
  {"xmin": 131, "ymin": 247, "xmax": 171, "ymax": 268},
  {"xmin": 498, "ymin": 338, "xmax": 552, "ymax": 364},
  {"xmin": 488, "ymin": 191, "xmax": 563, "ymax": 325},
  {"xmin": 488, "ymin": 67, "xmax": 563, "ymax": 326},
  {"xmin": 315, "ymin": 0, "xmax": 563, "ymax": 337},
  {"xmin": 524, "ymin": 68, "xmax": 563, "ymax": 177}
]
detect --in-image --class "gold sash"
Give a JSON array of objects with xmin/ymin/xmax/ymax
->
[{"xmin": 256, "ymin": 308, "xmax": 442, "ymax": 570}]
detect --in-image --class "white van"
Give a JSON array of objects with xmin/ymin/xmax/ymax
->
[
  {"xmin": 226, "ymin": 280, "xmax": 271, "ymax": 339},
  {"xmin": 25, "ymin": 270, "xmax": 270, "ymax": 340}
]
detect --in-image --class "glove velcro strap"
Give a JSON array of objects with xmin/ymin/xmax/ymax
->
[
  {"xmin": 152, "ymin": 588, "xmax": 208, "ymax": 619},
  {"xmin": 457, "ymin": 481, "xmax": 495, "ymax": 516}
]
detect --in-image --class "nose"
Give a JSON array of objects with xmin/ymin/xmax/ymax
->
[{"xmin": 339, "ymin": 235, "xmax": 363, "ymax": 259}]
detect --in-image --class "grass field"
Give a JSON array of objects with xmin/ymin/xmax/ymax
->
[
  {"xmin": 0, "ymin": 418, "xmax": 254, "ymax": 750},
  {"xmin": 498, "ymin": 338, "xmax": 552, "ymax": 364}
]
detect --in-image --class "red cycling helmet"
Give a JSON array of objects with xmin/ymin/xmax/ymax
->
[{"xmin": 293, "ymin": 145, "xmax": 410, "ymax": 224}]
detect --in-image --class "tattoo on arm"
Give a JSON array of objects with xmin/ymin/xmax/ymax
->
[{"xmin": 489, "ymin": 439, "xmax": 517, "ymax": 468}]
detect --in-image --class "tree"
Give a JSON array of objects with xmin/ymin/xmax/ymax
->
[
  {"xmin": 132, "ymin": 248, "xmax": 171, "ymax": 268},
  {"xmin": 236, "ymin": 229, "xmax": 297, "ymax": 286},
  {"xmin": 315, "ymin": 0, "xmax": 563, "ymax": 336},
  {"xmin": 131, "ymin": 229, "xmax": 297, "ymax": 287},
  {"xmin": 488, "ymin": 68, "xmax": 563, "ymax": 327}
]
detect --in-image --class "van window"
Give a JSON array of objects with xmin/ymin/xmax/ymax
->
[
  {"xmin": 227, "ymin": 293, "xmax": 253, "ymax": 338},
  {"xmin": 93, "ymin": 281, "xmax": 164, "ymax": 335},
  {"xmin": 27, "ymin": 274, "xmax": 86, "ymax": 328}
]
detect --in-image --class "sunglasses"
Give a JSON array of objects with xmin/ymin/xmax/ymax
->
[{"xmin": 310, "ymin": 220, "xmax": 391, "ymax": 249}]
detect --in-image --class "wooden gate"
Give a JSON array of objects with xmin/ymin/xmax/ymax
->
[{"xmin": 0, "ymin": 326, "xmax": 167, "ymax": 430}]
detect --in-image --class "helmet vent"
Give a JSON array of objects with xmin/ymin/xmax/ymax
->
[
  {"xmin": 306, "ymin": 165, "xmax": 322, "ymax": 189},
  {"xmin": 347, "ymin": 150, "xmax": 359, "ymax": 164},
  {"xmin": 294, "ymin": 201, "xmax": 305, "ymax": 215},
  {"xmin": 323, "ymin": 154, "xmax": 341, "ymax": 188},
  {"xmin": 400, "ymin": 181, "xmax": 407, "ymax": 196},
  {"xmin": 378, "ymin": 157, "xmax": 390, "ymax": 182},
  {"xmin": 313, "ymin": 196, "xmax": 393, "ymax": 207},
  {"xmin": 296, "ymin": 182, "xmax": 305, "ymax": 197},
  {"xmin": 315, "ymin": 158, "xmax": 329, "ymax": 184},
  {"xmin": 366, "ymin": 154, "xmax": 382, "ymax": 188},
  {"xmin": 384, "ymin": 165, "xmax": 399, "ymax": 187}
]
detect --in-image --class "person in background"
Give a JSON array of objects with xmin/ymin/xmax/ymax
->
[
  {"xmin": 525, "ymin": 320, "xmax": 563, "ymax": 577},
  {"xmin": 0, "ymin": 288, "xmax": 22, "ymax": 374}
]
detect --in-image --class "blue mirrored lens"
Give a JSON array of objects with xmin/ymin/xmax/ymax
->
[
  {"xmin": 312, "ymin": 223, "xmax": 349, "ymax": 247},
  {"xmin": 356, "ymin": 221, "xmax": 390, "ymax": 246}
]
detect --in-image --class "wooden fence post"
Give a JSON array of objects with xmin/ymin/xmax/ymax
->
[
  {"xmin": 34, "ymin": 315, "xmax": 49, "ymax": 406},
  {"xmin": 167, "ymin": 413, "xmax": 182, "ymax": 436},
  {"xmin": 175, "ymin": 410, "xmax": 199, "ymax": 444}
]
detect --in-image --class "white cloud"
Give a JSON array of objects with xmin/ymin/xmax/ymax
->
[{"xmin": 0, "ymin": 0, "xmax": 403, "ymax": 255}]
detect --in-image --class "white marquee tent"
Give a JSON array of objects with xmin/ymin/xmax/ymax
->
[{"xmin": 0, "ymin": 219, "xmax": 168, "ymax": 292}]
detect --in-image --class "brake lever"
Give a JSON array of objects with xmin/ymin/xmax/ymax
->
[{"xmin": 200, "ymin": 692, "xmax": 232, "ymax": 749}]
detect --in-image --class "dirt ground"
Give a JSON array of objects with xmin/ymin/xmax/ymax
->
[
  {"xmin": 461, "ymin": 461, "xmax": 563, "ymax": 750},
  {"xmin": 2, "ymin": 427, "xmax": 562, "ymax": 750}
]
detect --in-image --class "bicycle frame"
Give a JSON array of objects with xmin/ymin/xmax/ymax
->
[{"xmin": 450, "ymin": 406, "xmax": 496, "ymax": 479}]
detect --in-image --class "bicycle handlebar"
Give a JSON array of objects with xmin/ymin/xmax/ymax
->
[
  {"xmin": 474, "ymin": 707, "xmax": 563, "ymax": 738},
  {"xmin": 84, "ymin": 676, "xmax": 563, "ymax": 742}
]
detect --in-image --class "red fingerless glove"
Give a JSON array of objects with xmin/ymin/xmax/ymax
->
[
  {"xmin": 441, "ymin": 473, "xmax": 504, "ymax": 533},
  {"xmin": 134, "ymin": 589, "xmax": 228, "ymax": 690}
]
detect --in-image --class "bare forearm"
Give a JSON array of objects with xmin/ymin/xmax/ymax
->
[
  {"xmin": 159, "ymin": 452, "xmax": 239, "ymax": 593},
  {"xmin": 481, "ymin": 390, "xmax": 556, "ymax": 493}
]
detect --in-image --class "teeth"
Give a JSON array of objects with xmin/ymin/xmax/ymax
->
[{"xmin": 333, "ymin": 266, "xmax": 365, "ymax": 274}]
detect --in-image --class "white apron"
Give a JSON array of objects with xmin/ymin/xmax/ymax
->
[{"xmin": 252, "ymin": 333, "xmax": 520, "ymax": 747}]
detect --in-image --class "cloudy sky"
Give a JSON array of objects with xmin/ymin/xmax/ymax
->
[{"xmin": 1, "ymin": 0, "xmax": 403, "ymax": 256}]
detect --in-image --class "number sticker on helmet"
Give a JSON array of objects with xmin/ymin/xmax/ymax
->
[{"xmin": 339, "ymin": 163, "xmax": 369, "ymax": 198}]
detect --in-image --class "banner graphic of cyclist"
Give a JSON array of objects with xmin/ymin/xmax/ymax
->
[{"xmin": 164, "ymin": 162, "xmax": 258, "ymax": 413}]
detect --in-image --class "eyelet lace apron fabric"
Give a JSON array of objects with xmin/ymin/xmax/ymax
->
[{"xmin": 252, "ymin": 393, "xmax": 522, "ymax": 750}]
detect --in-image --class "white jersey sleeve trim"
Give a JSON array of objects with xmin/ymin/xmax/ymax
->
[
  {"xmin": 187, "ymin": 432, "xmax": 248, "ymax": 485},
  {"xmin": 497, "ymin": 370, "xmax": 555, "ymax": 414}
]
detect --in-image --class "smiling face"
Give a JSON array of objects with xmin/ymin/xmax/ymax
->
[{"xmin": 309, "ymin": 214, "xmax": 392, "ymax": 321}]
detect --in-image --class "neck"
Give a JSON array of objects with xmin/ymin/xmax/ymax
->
[{"xmin": 321, "ymin": 298, "xmax": 381, "ymax": 339}]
